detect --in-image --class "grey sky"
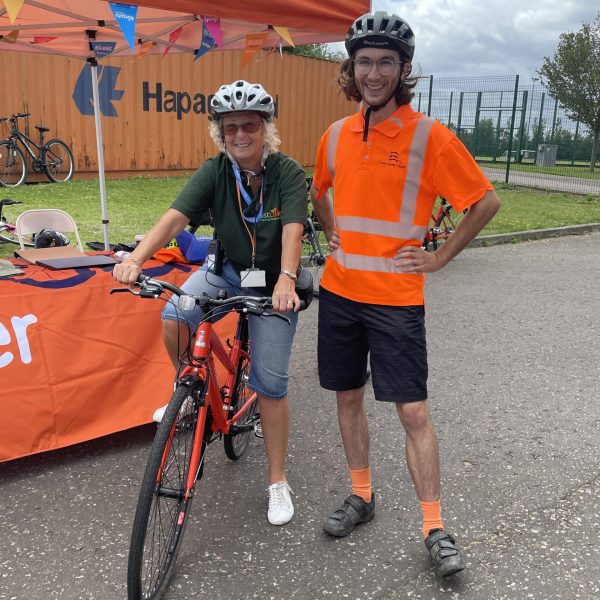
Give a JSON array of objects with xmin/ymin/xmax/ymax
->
[{"xmin": 337, "ymin": 0, "xmax": 598, "ymax": 82}]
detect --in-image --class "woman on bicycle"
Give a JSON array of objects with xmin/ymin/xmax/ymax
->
[{"xmin": 112, "ymin": 79, "xmax": 307, "ymax": 526}]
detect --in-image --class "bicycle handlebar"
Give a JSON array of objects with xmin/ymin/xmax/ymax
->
[{"xmin": 110, "ymin": 274, "xmax": 306, "ymax": 313}]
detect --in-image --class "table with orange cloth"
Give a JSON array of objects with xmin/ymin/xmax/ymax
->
[{"xmin": 0, "ymin": 258, "xmax": 230, "ymax": 463}]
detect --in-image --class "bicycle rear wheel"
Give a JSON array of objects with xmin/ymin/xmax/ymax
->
[
  {"xmin": 128, "ymin": 377, "xmax": 208, "ymax": 600},
  {"xmin": 0, "ymin": 142, "xmax": 27, "ymax": 187},
  {"xmin": 43, "ymin": 139, "xmax": 74, "ymax": 183},
  {"xmin": 223, "ymin": 357, "xmax": 258, "ymax": 460}
]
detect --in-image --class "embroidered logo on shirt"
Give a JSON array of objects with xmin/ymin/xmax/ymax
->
[
  {"xmin": 378, "ymin": 151, "xmax": 406, "ymax": 169},
  {"xmin": 262, "ymin": 207, "xmax": 282, "ymax": 222}
]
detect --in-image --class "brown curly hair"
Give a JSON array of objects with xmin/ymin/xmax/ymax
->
[{"xmin": 337, "ymin": 58, "xmax": 419, "ymax": 106}]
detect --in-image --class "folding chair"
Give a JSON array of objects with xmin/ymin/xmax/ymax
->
[{"xmin": 15, "ymin": 208, "xmax": 83, "ymax": 251}]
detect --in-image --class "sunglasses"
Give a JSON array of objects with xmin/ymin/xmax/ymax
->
[{"xmin": 222, "ymin": 121, "xmax": 262, "ymax": 136}]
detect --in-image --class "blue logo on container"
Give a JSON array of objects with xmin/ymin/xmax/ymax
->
[{"xmin": 72, "ymin": 64, "xmax": 125, "ymax": 117}]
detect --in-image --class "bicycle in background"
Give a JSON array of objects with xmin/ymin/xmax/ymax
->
[
  {"xmin": 422, "ymin": 197, "xmax": 468, "ymax": 251},
  {"xmin": 112, "ymin": 275, "xmax": 305, "ymax": 600},
  {"xmin": 0, "ymin": 198, "xmax": 34, "ymax": 247},
  {"xmin": 0, "ymin": 113, "xmax": 74, "ymax": 187},
  {"xmin": 303, "ymin": 177, "xmax": 327, "ymax": 297}
]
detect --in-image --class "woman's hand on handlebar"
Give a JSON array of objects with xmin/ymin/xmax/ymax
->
[
  {"xmin": 112, "ymin": 259, "xmax": 143, "ymax": 286},
  {"xmin": 272, "ymin": 275, "xmax": 301, "ymax": 313}
]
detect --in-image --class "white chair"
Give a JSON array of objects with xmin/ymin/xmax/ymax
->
[{"xmin": 15, "ymin": 208, "xmax": 83, "ymax": 251}]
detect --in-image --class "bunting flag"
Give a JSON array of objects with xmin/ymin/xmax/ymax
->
[
  {"xmin": 109, "ymin": 2, "xmax": 138, "ymax": 49},
  {"xmin": 201, "ymin": 17, "xmax": 222, "ymax": 48},
  {"xmin": 2, "ymin": 30, "xmax": 19, "ymax": 44},
  {"xmin": 136, "ymin": 40, "xmax": 155, "ymax": 60},
  {"xmin": 273, "ymin": 26, "xmax": 295, "ymax": 47},
  {"xmin": 194, "ymin": 22, "xmax": 216, "ymax": 61},
  {"xmin": 91, "ymin": 40, "xmax": 117, "ymax": 58},
  {"xmin": 241, "ymin": 32, "xmax": 269, "ymax": 69},
  {"xmin": 163, "ymin": 26, "xmax": 183, "ymax": 57},
  {"xmin": 3, "ymin": 0, "xmax": 24, "ymax": 24},
  {"xmin": 32, "ymin": 37, "xmax": 58, "ymax": 44}
]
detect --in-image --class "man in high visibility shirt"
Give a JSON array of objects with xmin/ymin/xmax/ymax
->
[{"xmin": 311, "ymin": 11, "xmax": 500, "ymax": 578}]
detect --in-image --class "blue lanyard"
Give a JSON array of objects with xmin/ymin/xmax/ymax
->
[{"xmin": 232, "ymin": 163, "xmax": 264, "ymax": 223}]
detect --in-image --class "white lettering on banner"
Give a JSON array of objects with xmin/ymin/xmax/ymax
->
[
  {"xmin": 0, "ymin": 322, "xmax": 13, "ymax": 368},
  {"xmin": 0, "ymin": 314, "xmax": 38, "ymax": 368}
]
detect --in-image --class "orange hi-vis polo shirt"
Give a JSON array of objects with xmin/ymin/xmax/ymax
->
[{"xmin": 313, "ymin": 103, "xmax": 494, "ymax": 306}]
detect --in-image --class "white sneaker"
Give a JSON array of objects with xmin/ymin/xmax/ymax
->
[
  {"xmin": 152, "ymin": 397, "xmax": 193, "ymax": 423},
  {"xmin": 267, "ymin": 481, "xmax": 294, "ymax": 525}
]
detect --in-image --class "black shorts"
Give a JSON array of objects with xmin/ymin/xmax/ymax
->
[{"xmin": 317, "ymin": 288, "xmax": 428, "ymax": 402}]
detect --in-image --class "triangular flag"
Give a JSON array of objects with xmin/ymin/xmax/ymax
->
[
  {"xmin": 31, "ymin": 37, "xmax": 57, "ymax": 44},
  {"xmin": 201, "ymin": 16, "xmax": 222, "ymax": 48},
  {"xmin": 109, "ymin": 2, "xmax": 138, "ymax": 49},
  {"xmin": 194, "ymin": 23, "xmax": 216, "ymax": 61},
  {"xmin": 3, "ymin": 0, "xmax": 24, "ymax": 24},
  {"xmin": 241, "ymin": 32, "xmax": 269, "ymax": 69},
  {"xmin": 163, "ymin": 26, "xmax": 183, "ymax": 57},
  {"xmin": 2, "ymin": 30, "xmax": 19, "ymax": 44},
  {"xmin": 136, "ymin": 40, "xmax": 155, "ymax": 60},
  {"xmin": 273, "ymin": 26, "xmax": 295, "ymax": 47}
]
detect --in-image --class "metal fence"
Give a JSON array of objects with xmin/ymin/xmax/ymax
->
[{"xmin": 412, "ymin": 75, "xmax": 599, "ymax": 197}]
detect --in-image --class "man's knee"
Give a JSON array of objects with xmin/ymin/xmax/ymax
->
[{"xmin": 396, "ymin": 401, "xmax": 430, "ymax": 431}]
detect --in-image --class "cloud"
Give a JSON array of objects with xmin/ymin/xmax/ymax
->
[{"xmin": 369, "ymin": 0, "xmax": 597, "ymax": 78}]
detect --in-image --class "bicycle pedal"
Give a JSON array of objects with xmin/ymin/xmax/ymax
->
[{"xmin": 253, "ymin": 421, "xmax": 263, "ymax": 439}]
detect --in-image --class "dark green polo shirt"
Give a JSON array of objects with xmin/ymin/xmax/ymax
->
[{"xmin": 171, "ymin": 152, "xmax": 307, "ymax": 277}]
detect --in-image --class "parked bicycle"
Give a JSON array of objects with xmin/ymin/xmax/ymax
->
[
  {"xmin": 303, "ymin": 177, "xmax": 326, "ymax": 297},
  {"xmin": 0, "ymin": 198, "xmax": 34, "ymax": 246},
  {"xmin": 0, "ymin": 113, "xmax": 74, "ymax": 187},
  {"xmin": 422, "ymin": 197, "xmax": 468, "ymax": 251},
  {"xmin": 113, "ymin": 275, "xmax": 304, "ymax": 600}
]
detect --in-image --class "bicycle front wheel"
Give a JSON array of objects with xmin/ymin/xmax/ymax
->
[
  {"xmin": 0, "ymin": 141, "xmax": 27, "ymax": 187},
  {"xmin": 128, "ymin": 378, "xmax": 209, "ymax": 600},
  {"xmin": 43, "ymin": 139, "xmax": 74, "ymax": 183},
  {"xmin": 224, "ymin": 357, "xmax": 258, "ymax": 460}
]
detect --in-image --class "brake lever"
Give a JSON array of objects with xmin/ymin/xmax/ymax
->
[
  {"xmin": 265, "ymin": 312, "xmax": 291, "ymax": 325},
  {"xmin": 109, "ymin": 286, "xmax": 140, "ymax": 296}
]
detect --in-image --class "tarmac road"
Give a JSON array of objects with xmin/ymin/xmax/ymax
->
[{"xmin": 1, "ymin": 233, "xmax": 599, "ymax": 600}]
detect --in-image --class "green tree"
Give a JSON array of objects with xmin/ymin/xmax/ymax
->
[
  {"xmin": 283, "ymin": 43, "xmax": 343, "ymax": 61},
  {"xmin": 537, "ymin": 12, "xmax": 600, "ymax": 171}
]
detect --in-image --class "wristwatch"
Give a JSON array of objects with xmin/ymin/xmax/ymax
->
[{"xmin": 280, "ymin": 270, "xmax": 297, "ymax": 281}]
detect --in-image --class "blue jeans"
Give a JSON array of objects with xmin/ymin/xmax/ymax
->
[{"xmin": 162, "ymin": 260, "xmax": 298, "ymax": 399}]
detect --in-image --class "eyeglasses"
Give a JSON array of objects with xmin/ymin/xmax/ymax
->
[
  {"xmin": 353, "ymin": 57, "xmax": 402, "ymax": 76},
  {"xmin": 222, "ymin": 121, "xmax": 262, "ymax": 136}
]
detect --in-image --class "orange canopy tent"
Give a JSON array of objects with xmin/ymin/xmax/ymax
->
[{"xmin": 0, "ymin": 0, "xmax": 369, "ymax": 245}]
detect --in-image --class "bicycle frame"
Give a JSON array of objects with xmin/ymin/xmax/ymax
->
[
  {"xmin": 9, "ymin": 128, "xmax": 42, "ymax": 163},
  {"xmin": 165, "ymin": 312, "xmax": 258, "ymax": 496}
]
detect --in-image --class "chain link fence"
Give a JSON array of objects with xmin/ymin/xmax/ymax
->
[{"xmin": 412, "ymin": 75, "xmax": 599, "ymax": 197}]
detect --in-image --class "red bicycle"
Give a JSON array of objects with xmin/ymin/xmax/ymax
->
[
  {"xmin": 422, "ymin": 197, "xmax": 468, "ymax": 251},
  {"xmin": 112, "ymin": 275, "xmax": 300, "ymax": 600}
]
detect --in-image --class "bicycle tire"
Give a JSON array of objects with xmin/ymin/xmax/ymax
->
[
  {"xmin": 43, "ymin": 139, "xmax": 74, "ymax": 183},
  {"xmin": 223, "ymin": 357, "xmax": 258, "ymax": 460},
  {"xmin": 0, "ymin": 141, "xmax": 27, "ymax": 187},
  {"xmin": 127, "ymin": 377, "xmax": 209, "ymax": 600}
]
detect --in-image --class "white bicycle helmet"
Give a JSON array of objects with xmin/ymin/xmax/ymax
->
[
  {"xmin": 345, "ymin": 11, "xmax": 415, "ymax": 61},
  {"xmin": 209, "ymin": 80, "xmax": 275, "ymax": 119}
]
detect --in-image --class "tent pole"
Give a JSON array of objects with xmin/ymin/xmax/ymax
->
[{"xmin": 90, "ymin": 61, "xmax": 110, "ymax": 251}]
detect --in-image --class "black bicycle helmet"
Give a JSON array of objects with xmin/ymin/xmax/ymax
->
[
  {"xmin": 345, "ymin": 11, "xmax": 415, "ymax": 61},
  {"xmin": 34, "ymin": 228, "xmax": 70, "ymax": 248}
]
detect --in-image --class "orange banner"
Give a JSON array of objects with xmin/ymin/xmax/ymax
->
[{"xmin": 0, "ymin": 260, "xmax": 233, "ymax": 462}]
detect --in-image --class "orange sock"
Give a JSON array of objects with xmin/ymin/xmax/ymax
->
[
  {"xmin": 350, "ymin": 467, "xmax": 372, "ymax": 502},
  {"xmin": 420, "ymin": 499, "xmax": 444, "ymax": 538}
]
